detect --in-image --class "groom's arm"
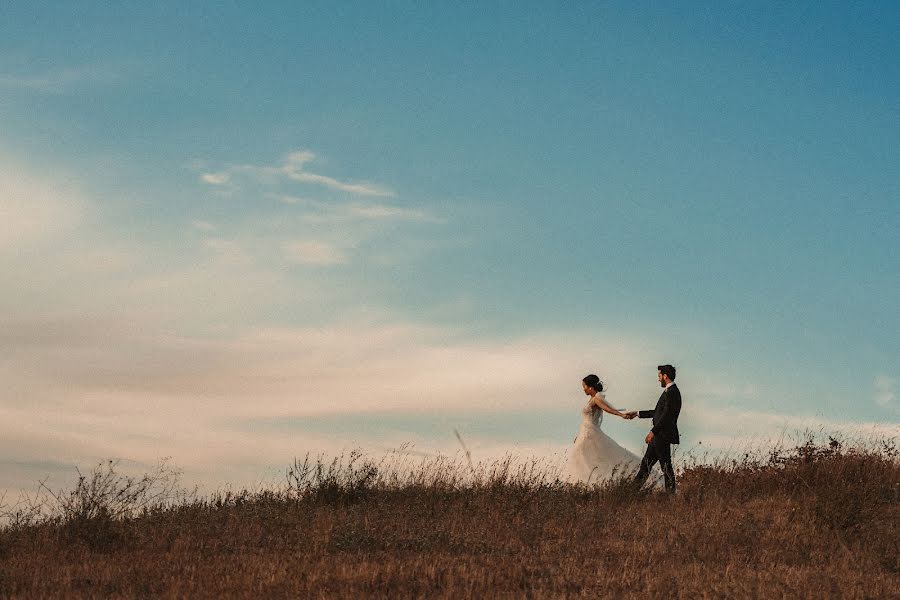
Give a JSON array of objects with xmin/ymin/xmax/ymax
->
[{"xmin": 637, "ymin": 410, "xmax": 654, "ymax": 418}]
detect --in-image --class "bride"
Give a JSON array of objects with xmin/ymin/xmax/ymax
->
[{"xmin": 565, "ymin": 374, "xmax": 641, "ymax": 484}]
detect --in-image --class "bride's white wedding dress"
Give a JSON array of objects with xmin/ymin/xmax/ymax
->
[{"xmin": 565, "ymin": 394, "xmax": 641, "ymax": 484}]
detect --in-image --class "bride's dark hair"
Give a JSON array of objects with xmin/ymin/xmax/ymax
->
[{"xmin": 582, "ymin": 374, "xmax": 603, "ymax": 392}]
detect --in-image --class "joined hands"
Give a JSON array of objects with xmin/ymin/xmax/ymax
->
[{"xmin": 622, "ymin": 411, "xmax": 638, "ymax": 420}]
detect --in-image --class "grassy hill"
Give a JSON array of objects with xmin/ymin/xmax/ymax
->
[{"xmin": 1, "ymin": 438, "xmax": 897, "ymax": 598}]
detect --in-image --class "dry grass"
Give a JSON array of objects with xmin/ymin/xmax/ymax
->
[{"xmin": 0, "ymin": 436, "xmax": 897, "ymax": 599}]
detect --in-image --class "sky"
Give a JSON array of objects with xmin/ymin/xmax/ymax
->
[{"xmin": 0, "ymin": 2, "xmax": 897, "ymax": 494}]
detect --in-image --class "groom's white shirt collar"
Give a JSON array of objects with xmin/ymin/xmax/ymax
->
[{"xmin": 664, "ymin": 381, "xmax": 676, "ymax": 390}]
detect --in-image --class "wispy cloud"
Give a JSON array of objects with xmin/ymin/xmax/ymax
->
[
  {"xmin": 200, "ymin": 172, "xmax": 230, "ymax": 186},
  {"xmin": 201, "ymin": 149, "xmax": 395, "ymax": 197},
  {"xmin": 277, "ymin": 195, "xmax": 434, "ymax": 223},
  {"xmin": 0, "ymin": 163, "xmax": 84, "ymax": 250},
  {"xmin": 191, "ymin": 220, "xmax": 217, "ymax": 232},
  {"xmin": 282, "ymin": 240, "xmax": 348, "ymax": 265},
  {"xmin": 0, "ymin": 64, "xmax": 119, "ymax": 93},
  {"xmin": 191, "ymin": 149, "xmax": 439, "ymax": 268}
]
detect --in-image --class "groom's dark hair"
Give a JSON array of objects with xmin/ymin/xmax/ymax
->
[{"xmin": 658, "ymin": 364, "xmax": 676, "ymax": 381}]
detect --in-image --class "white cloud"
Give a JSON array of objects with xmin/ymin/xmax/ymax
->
[
  {"xmin": 344, "ymin": 202, "xmax": 429, "ymax": 220},
  {"xmin": 200, "ymin": 172, "xmax": 230, "ymax": 186},
  {"xmin": 277, "ymin": 195, "xmax": 315, "ymax": 205},
  {"xmin": 206, "ymin": 149, "xmax": 395, "ymax": 197},
  {"xmin": 285, "ymin": 150, "xmax": 316, "ymax": 167},
  {"xmin": 279, "ymin": 149, "xmax": 393, "ymax": 196},
  {"xmin": 0, "ymin": 315, "xmax": 659, "ymax": 491},
  {"xmin": 277, "ymin": 195, "xmax": 433, "ymax": 223},
  {"xmin": 282, "ymin": 240, "xmax": 348, "ymax": 265},
  {"xmin": 283, "ymin": 170, "xmax": 392, "ymax": 197},
  {"xmin": 0, "ymin": 167, "xmax": 84, "ymax": 250},
  {"xmin": 191, "ymin": 220, "xmax": 217, "ymax": 231},
  {"xmin": 193, "ymin": 150, "xmax": 435, "ymax": 270}
]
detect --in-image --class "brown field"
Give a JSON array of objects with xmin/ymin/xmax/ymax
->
[{"xmin": 0, "ymin": 437, "xmax": 897, "ymax": 599}]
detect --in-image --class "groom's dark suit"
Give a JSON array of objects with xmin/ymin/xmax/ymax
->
[{"xmin": 635, "ymin": 383, "xmax": 681, "ymax": 492}]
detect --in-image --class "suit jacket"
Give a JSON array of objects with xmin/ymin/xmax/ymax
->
[{"xmin": 639, "ymin": 384, "xmax": 681, "ymax": 444}]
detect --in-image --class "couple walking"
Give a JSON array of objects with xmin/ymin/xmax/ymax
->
[{"xmin": 564, "ymin": 365, "xmax": 682, "ymax": 492}]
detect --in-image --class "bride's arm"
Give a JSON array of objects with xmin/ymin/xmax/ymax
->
[{"xmin": 592, "ymin": 396, "xmax": 627, "ymax": 418}]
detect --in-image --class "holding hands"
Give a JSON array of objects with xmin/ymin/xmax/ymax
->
[{"xmin": 619, "ymin": 411, "xmax": 652, "ymax": 443}]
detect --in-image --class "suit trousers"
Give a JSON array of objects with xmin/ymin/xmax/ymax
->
[{"xmin": 635, "ymin": 436, "xmax": 676, "ymax": 492}]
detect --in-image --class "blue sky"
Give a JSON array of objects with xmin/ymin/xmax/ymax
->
[{"xmin": 0, "ymin": 3, "xmax": 897, "ymax": 491}]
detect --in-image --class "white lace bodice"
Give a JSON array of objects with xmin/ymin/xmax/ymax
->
[{"xmin": 581, "ymin": 394, "xmax": 604, "ymax": 428}]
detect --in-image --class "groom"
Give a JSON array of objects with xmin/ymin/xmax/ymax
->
[{"xmin": 625, "ymin": 365, "xmax": 681, "ymax": 493}]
